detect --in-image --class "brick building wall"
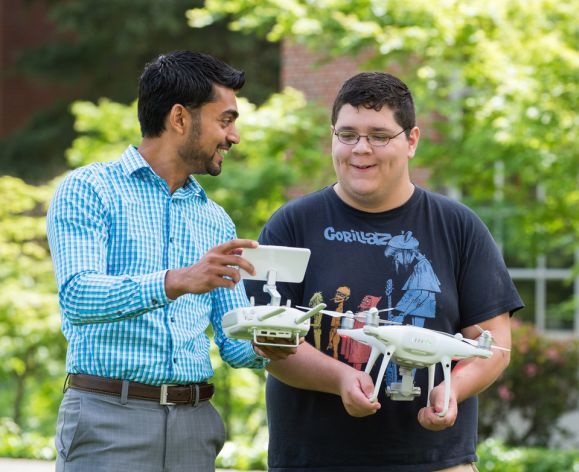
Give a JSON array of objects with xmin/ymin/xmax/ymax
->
[
  {"xmin": 0, "ymin": 0, "xmax": 67, "ymax": 138},
  {"xmin": 281, "ymin": 41, "xmax": 370, "ymax": 107}
]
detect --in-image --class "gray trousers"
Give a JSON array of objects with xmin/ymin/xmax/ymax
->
[{"xmin": 55, "ymin": 387, "xmax": 226, "ymax": 472}]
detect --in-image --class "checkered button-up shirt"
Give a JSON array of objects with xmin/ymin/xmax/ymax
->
[{"xmin": 47, "ymin": 145, "xmax": 265, "ymax": 385}]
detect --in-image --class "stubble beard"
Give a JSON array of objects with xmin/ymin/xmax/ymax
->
[{"xmin": 178, "ymin": 112, "xmax": 222, "ymax": 177}]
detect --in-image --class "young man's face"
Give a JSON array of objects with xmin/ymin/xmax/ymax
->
[
  {"xmin": 179, "ymin": 84, "xmax": 240, "ymax": 176},
  {"xmin": 331, "ymin": 104, "xmax": 419, "ymax": 212}
]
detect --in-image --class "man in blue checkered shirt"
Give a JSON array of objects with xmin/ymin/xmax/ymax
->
[{"xmin": 47, "ymin": 50, "xmax": 293, "ymax": 472}]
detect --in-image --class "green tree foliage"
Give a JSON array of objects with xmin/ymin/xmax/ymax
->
[
  {"xmin": 0, "ymin": 176, "xmax": 65, "ymax": 436},
  {"xmin": 65, "ymin": 99, "xmax": 142, "ymax": 168},
  {"xmin": 2, "ymin": 0, "xmax": 279, "ymax": 181},
  {"xmin": 189, "ymin": 0, "xmax": 579, "ymax": 265}
]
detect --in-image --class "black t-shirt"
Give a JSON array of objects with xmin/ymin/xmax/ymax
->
[{"xmin": 246, "ymin": 186, "xmax": 523, "ymax": 472}]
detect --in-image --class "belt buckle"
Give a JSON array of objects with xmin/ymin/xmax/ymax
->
[{"xmin": 160, "ymin": 384, "xmax": 177, "ymax": 405}]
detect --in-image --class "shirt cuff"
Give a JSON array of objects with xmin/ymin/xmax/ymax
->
[
  {"xmin": 250, "ymin": 343, "xmax": 271, "ymax": 368},
  {"xmin": 140, "ymin": 269, "xmax": 171, "ymax": 309}
]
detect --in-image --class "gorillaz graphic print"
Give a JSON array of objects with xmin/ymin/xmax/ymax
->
[{"xmin": 310, "ymin": 230, "xmax": 441, "ymax": 389}]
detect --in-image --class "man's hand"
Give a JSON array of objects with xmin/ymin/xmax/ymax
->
[
  {"xmin": 337, "ymin": 369, "xmax": 381, "ymax": 417},
  {"xmin": 417, "ymin": 384, "xmax": 458, "ymax": 431},
  {"xmin": 165, "ymin": 239, "xmax": 258, "ymax": 299}
]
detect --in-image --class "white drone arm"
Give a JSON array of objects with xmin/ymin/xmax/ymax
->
[
  {"xmin": 257, "ymin": 307, "xmax": 286, "ymax": 321},
  {"xmin": 294, "ymin": 303, "xmax": 326, "ymax": 325}
]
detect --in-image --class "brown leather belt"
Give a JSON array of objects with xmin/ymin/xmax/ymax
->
[{"xmin": 67, "ymin": 374, "xmax": 214, "ymax": 406}]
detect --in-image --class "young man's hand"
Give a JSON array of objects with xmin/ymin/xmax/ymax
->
[
  {"xmin": 338, "ymin": 368, "xmax": 382, "ymax": 417},
  {"xmin": 417, "ymin": 384, "xmax": 458, "ymax": 431}
]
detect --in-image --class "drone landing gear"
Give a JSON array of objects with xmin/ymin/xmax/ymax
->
[{"xmin": 386, "ymin": 367, "xmax": 421, "ymax": 401}]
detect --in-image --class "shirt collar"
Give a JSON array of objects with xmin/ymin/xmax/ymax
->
[
  {"xmin": 119, "ymin": 145, "xmax": 208, "ymax": 201},
  {"xmin": 181, "ymin": 175, "xmax": 208, "ymax": 201},
  {"xmin": 119, "ymin": 145, "xmax": 151, "ymax": 176}
]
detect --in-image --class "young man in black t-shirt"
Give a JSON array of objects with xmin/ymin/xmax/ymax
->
[{"xmin": 249, "ymin": 72, "xmax": 523, "ymax": 472}]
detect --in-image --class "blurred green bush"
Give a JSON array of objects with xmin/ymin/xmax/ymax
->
[
  {"xmin": 477, "ymin": 438, "xmax": 579, "ymax": 472},
  {"xmin": 479, "ymin": 320, "xmax": 579, "ymax": 447},
  {"xmin": 0, "ymin": 418, "xmax": 55, "ymax": 460}
]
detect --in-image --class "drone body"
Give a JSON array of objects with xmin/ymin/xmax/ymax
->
[
  {"xmin": 223, "ymin": 301, "xmax": 325, "ymax": 347},
  {"xmin": 364, "ymin": 324, "xmax": 493, "ymax": 368},
  {"xmin": 338, "ymin": 323, "xmax": 495, "ymax": 416}
]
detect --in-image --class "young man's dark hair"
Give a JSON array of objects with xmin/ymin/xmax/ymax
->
[
  {"xmin": 138, "ymin": 50, "xmax": 246, "ymax": 137},
  {"xmin": 331, "ymin": 72, "xmax": 415, "ymax": 136}
]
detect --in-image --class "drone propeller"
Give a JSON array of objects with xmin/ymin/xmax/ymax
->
[
  {"xmin": 456, "ymin": 326, "xmax": 511, "ymax": 352},
  {"xmin": 460, "ymin": 337, "xmax": 511, "ymax": 351},
  {"xmin": 362, "ymin": 307, "xmax": 395, "ymax": 315},
  {"xmin": 296, "ymin": 306, "xmax": 397, "ymax": 325},
  {"xmin": 296, "ymin": 306, "xmax": 353, "ymax": 318},
  {"xmin": 296, "ymin": 307, "xmax": 346, "ymax": 318},
  {"xmin": 378, "ymin": 319, "xmax": 403, "ymax": 325},
  {"xmin": 490, "ymin": 344, "xmax": 511, "ymax": 352}
]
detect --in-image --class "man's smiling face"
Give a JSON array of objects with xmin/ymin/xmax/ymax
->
[
  {"xmin": 178, "ymin": 84, "xmax": 240, "ymax": 176},
  {"xmin": 331, "ymin": 104, "xmax": 418, "ymax": 212}
]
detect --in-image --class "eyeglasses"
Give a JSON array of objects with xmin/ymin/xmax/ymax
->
[{"xmin": 334, "ymin": 128, "xmax": 408, "ymax": 147}]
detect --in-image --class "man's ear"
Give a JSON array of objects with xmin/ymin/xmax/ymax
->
[{"xmin": 167, "ymin": 104, "xmax": 188, "ymax": 135}]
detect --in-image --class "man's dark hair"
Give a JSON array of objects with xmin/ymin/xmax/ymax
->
[
  {"xmin": 331, "ymin": 72, "xmax": 415, "ymax": 135},
  {"xmin": 138, "ymin": 50, "xmax": 245, "ymax": 137}
]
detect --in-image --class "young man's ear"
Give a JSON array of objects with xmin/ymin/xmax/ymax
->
[{"xmin": 407, "ymin": 126, "xmax": 420, "ymax": 159}]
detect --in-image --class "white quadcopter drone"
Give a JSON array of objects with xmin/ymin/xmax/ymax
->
[
  {"xmin": 336, "ymin": 309, "xmax": 509, "ymax": 417},
  {"xmin": 222, "ymin": 245, "xmax": 325, "ymax": 348}
]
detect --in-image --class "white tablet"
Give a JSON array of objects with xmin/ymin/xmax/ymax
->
[{"xmin": 240, "ymin": 245, "xmax": 311, "ymax": 283}]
